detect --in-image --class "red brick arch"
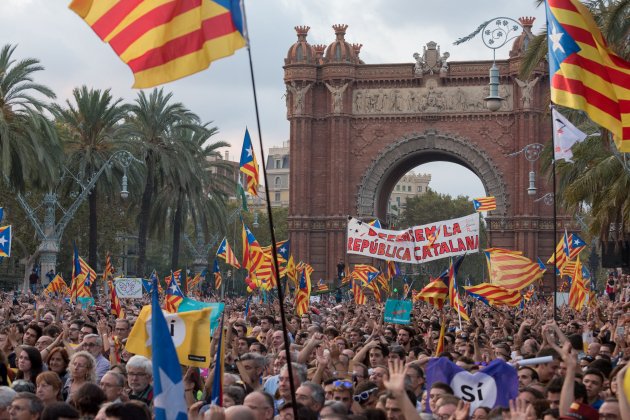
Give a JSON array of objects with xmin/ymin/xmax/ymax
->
[
  {"xmin": 356, "ymin": 129, "xmax": 509, "ymax": 220},
  {"xmin": 284, "ymin": 30, "xmax": 573, "ymax": 283}
]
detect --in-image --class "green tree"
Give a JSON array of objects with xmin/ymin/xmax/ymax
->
[
  {"xmin": 148, "ymin": 122, "xmax": 233, "ymax": 269},
  {"xmin": 399, "ymin": 189, "xmax": 488, "ymax": 283},
  {"xmin": 0, "ymin": 44, "xmax": 61, "ymax": 191},
  {"xmin": 52, "ymin": 86, "xmax": 129, "ymax": 268},
  {"xmin": 126, "ymin": 88, "xmax": 199, "ymax": 277}
]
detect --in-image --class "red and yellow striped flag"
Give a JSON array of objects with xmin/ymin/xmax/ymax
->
[
  {"xmin": 103, "ymin": 252, "xmax": 114, "ymax": 284},
  {"xmin": 486, "ymin": 249, "xmax": 545, "ymax": 291},
  {"xmin": 546, "ymin": 0, "xmax": 630, "ymax": 151},
  {"xmin": 110, "ymin": 282, "xmax": 124, "ymax": 319},
  {"xmin": 45, "ymin": 275, "xmax": 69, "ymax": 296},
  {"xmin": 435, "ymin": 321, "xmax": 446, "ymax": 356},
  {"xmin": 569, "ymin": 256, "xmax": 587, "ymax": 311},
  {"xmin": 463, "ymin": 283, "xmax": 522, "ymax": 307},
  {"xmin": 414, "ymin": 278, "xmax": 448, "ymax": 309},
  {"xmin": 352, "ymin": 279, "xmax": 366, "ymax": 305},
  {"xmin": 69, "ymin": 0, "xmax": 247, "ymax": 88}
]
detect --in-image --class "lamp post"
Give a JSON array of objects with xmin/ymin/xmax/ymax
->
[
  {"xmin": 507, "ymin": 143, "xmax": 544, "ymax": 195},
  {"xmin": 455, "ymin": 17, "xmax": 524, "ymax": 112},
  {"xmin": 16, "ymin": 150, "xmax": 142, "ymax": 288}
]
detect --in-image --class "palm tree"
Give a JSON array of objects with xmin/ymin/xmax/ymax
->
[
  {"xmin": 0, "ymin": 44, "xmax": 61, "ymax": 191},
  {"xmin": 52, "ymin": 86, "xmax": 129, "ymax": 268},
  {"xmin": 166, "ymin": 123, "xmax": 233, "ymax": 269},
  {"xmin": 126, "ymin": 88, "xmax": 199, "ymax": 277}
]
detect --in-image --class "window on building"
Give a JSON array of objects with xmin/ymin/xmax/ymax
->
[
  {"xmin": 275, "ymin": 192, "xmax": 281, "ymax": 202},
  {"xmin": 275, "ymin": 176, "xmax": 281, "ymax": 187},
  {"xmin": 275, "ymin": 159, "xmax": 281, "ymax": 169},
  {"xmin": 396, "ymin": 185, "xmax": 400, "ymax": 191}
]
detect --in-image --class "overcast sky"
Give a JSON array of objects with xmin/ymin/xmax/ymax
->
[{"xmin": 0, "ymin": 0, "xmax": 546, "ymax": 198}]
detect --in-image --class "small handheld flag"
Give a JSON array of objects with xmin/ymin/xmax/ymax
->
[
  {"xmin": 239, "ymin": 128, "xmax": 259, "ymax": 196},
  {"xmin": 472, "ymin": 197, "xmax": 497, "ymax": 212},
  {"xmin": 0, "ymin": 226, "xmax": 11, "ymax": 258}
]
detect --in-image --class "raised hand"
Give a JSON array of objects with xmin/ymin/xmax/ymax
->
[
  {"xmin": 453, "ymin": 400, "xmax": 471, "ymax": 420},
  {"xmin": 509, "ymin": 398, "xmax": 529, "ymax": 420},
  {"xmin": 383, "ymin": 358, "xmax": 406, "ymax": 396}
]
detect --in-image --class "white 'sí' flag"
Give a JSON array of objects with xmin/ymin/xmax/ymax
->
[{"xmin": 552, "ymin": 108, "xmax": 587, "ymax": 162}]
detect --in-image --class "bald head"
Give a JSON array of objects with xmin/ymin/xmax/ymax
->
[{"xmin": 225, "ymin": 405, "xmax": 256, "ymax": 420}]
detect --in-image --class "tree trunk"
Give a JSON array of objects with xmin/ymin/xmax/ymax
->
[
  {"xmin": 171, "ymin": 190, "xmax": 184, "ymax": 270},
  {"xmin": 22, "ymin": 250, "xmax": 41, "ymax": 292},
  {"xmin": 88, "ymin": 187, "xmax": 98, "ymax": 270},
  {"xmin": 137, "ymin": 157, "xmax": 154, "ymax": 277}
]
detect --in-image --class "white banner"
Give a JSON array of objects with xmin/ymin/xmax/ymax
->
[
  {"xmin": 114, "ymin": 278, "xmax": 143, "ymax": 298},
  {"xmin": 347, "ymin": 214, "xmax": 479, "ymax": 264}
]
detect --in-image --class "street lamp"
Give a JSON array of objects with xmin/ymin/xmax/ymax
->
[
  {"xmin": 507, "ymin": 143, "xmax": 544, "ymax": 196},
  {"xmin": 16, "ymin": 150, "xmax": 143, "ymax": 287},
  {"xmin": 455, "ymin": 17, "xmax": 524, "ymax": 112}
]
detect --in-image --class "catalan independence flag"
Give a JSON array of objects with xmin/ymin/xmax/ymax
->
[
  {"xmin": 45, "ymin": 275, "xmax": 69, "ymax": 296},
  {"xmin": 472, "ymin": 196, "xmax": 497, "ymax": 212},
  {"xmin": 545, "ymin": 0, "xmax": 630, "ymax": 151},
  {"xmin": 164, "ymin": 271, "xmax": 185, "ymax": 313},
  {"xmin": 216, "ymin": 237, "xmax": 241, "ymax": 269},
  {"xmin": 71, "ymin": 243, "xmax": 92, "ymax": 299},
  {"xmin": 239, "ymin": 129, "xmax": 259, "ymax": 196},
  {"xmin": 213, "ymin": 259, "xmax": 222, "ymax": 290},
  {"xmin": 69, "ymin": 0, "xmax": 247, "ymax": 89},
  {"xmin": 463, "ymin": 283, "xmax": 522, "ymax": 307},
  {"xmin": 414, "ymin": 278, "xmax": 448, "ymax": 309},
  {"xmin": 486, "ymin": 248, "xmax": 545, "ymax": 291}
]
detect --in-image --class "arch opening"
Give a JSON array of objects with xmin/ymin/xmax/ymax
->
[{"xmin": 357, "ymin": 130, "xmax": 509, "ymax": 222}]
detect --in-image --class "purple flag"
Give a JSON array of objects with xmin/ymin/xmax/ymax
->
[{"xmin": 425, "ymin": 357, "xmax": 518, "ymax": 412}]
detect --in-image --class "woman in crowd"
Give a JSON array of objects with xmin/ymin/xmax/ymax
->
[
  {"xmin": 36, "ymin": 371, "xmax": 63, "ymax": 406},
  {"xmin": 63, "ymin": 351, "xmax": 97, "ymax": 401},
  {"xmin": 15, "ymin": 345, "xmax": 43, "ymax": 384},
  {"xmin": 46, "ymin": 347, "xmax": 70, "ymax": 384}
]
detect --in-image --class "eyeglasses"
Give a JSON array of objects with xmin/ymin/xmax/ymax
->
[
  {"xmin": 127, "ymin": 372, "xmax": 147, "ymax": 377},
  {"xmin": 353, "ymin": 387, "xmax": 378, "ymax": 402},
  {"xmin": 84, "ymin": 343, "xmax": 98, "ymax": 347},
  {"xmin": 332, "ymin": 380, "xmax": 353, "ymax": 390}
]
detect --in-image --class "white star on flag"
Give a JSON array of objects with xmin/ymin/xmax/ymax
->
[
  {"xmin": 246, "ymin": 146, "xmax": 253, "ymax": 157},
  {"xmin": 0, "ymin": 236, "xmax": 6, "ymax": 247},
  {"xmin": 154, "ymin": 368, "xmax": 187, "ymax": 420},
  {"xmin": 170, "ymin": 284, "xmax": 178, "ymax": 293},
  {"xmin": 549, "ymin": 22, "xmax": 565, "ymax": 53}
]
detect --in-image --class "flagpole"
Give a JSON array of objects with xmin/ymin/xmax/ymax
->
[
  {"xmin": 241, "ymin": 2, "xmax": 298, "ymax": 416},
  {"xmin": 551, "ymin": 106, "xmax": 558, "ymax": 322}
]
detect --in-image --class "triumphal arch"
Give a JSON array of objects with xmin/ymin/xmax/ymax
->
[{"xmin": 284, "ymin": 20, "xmax": 570, "ymax": 281}]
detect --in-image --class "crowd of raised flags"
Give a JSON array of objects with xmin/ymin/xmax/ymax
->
[{"xmin": 2, "ymin": 0, "xmax": 622, "ymax": 415}]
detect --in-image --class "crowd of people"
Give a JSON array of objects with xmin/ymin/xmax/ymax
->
[{"xmin": 0, "ymin": 271, "xmax": 627, "ymax": 420}]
